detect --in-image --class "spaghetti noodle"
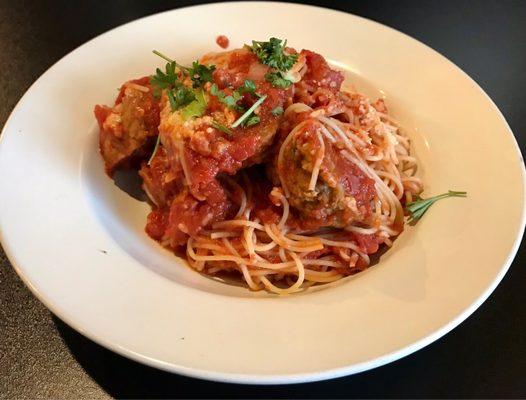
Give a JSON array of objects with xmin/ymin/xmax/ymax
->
[{"xmin": 183, "ymin": 97, "xmax": 423, "ymax": 293}]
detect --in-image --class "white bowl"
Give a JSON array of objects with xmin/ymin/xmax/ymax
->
[{"xmin": 0, "ymin": 2, "xmax": 524, "ymax": 384}]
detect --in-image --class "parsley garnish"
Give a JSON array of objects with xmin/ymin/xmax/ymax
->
[
  {"xmin": 210, "ymin": 84, "xmax": 244, "ymax": 111},
  {"xmin": 231, "ymin": 95, "xmax": 267, "ymax": 128},
  {"xmin": 210, "ymin": 80, "xmax": 266, "ymax": 129},
  {"xmin": 265, "ymin": 72, "xmax": 293, "ymax": 88},
  {"xmin": 249, "ymin": 38, "xmax": 298, "ymax": 89},
  {"xmin": 210, "ymin": 79, "xmax": 260, "ymax": 112},
  {"xmin": 211, "ymin": 121, "xmax": 233, "ymax": 135},
  {"xmin": 250, "ymin": 38, "xmax": 298, "ymax": 71},
  {"xmin": 150, "ymin": 61, "xmax": 179, "ymax": 97},
  {"xmin": 272, "ymin": 106, "xmax": 284, "ymax": 116},
  {"xmin": 182, "ymin": 89, "xmax": 207, "ymax": 120},
  {"xmin": 406, "ymin": 190, "xmax": 467, "ymax": 222},
  {"xmin": 151, "ymin": 50, "xmax": 216, "ymax": 112},
  {"xmin": 167, "ymin": 86, "xmax": 195, "ymax": 111},
  {"xmin": 188, "ymin": 61, "xmax": 215, "ymax": 88},
  {"xmin": 150, "ymin": 53, "xmax": 194, "ymax": 110},
  {"xmin": 242, "ymin": 115, "xmax": 260, "ymax": 127},
  {"xmin": 237, "ymin": 79, "xmax": 257, "ymax": 95}
]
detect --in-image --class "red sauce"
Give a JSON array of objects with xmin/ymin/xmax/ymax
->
[
  {"xmin": 250, "ymin": 173, "xmax": 282, "ymax": 224},
  {"xmin": 145, "ymin": 209, "xmax": 168, "ymax": 240},
  {"xmin": 163, "ymin": 191, "xmax": 233, "ymax": 246},
  {"xmin": 93, "ymin": 104, "xmax": 111, "ymax": 127},
  {"xmin": 333, "ymin": 153, "xmax": 376, "ymax": 214},
  {"xmin": 352, "ymin": 233, "xmax": 381, "ymax": 254},
  {"xmin": 139, "ymin": 147, "xmax": 181, "ymax": 207},
  {"xmin": 115, "ymin": 76, "xmax": 151, "ymax": 104},
  {"xmin": 216, "ymin": 35, "xmax": 229, "ymax": 49},
  {"xmin": 319, "ymin": 128, "xmax": 376, "ymax": 215},
  {"xmin": 300, "ymin": 50, "xmax": 344, "ymax": 91}
]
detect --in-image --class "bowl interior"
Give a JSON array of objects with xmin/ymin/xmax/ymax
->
[{"xmin": 80, "ymin": 68, "xmax": 432, "ymax": 298}]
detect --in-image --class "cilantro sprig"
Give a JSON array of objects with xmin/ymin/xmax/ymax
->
[
  {"xmin": 182, "ymin": 89, "xmax": 207, "ymax": 119},
  {"xmin": 147, "ymin": 51, "xmax": 215, "ymax": 166},
  {"xmin": 188, "ymin": 61, "xmax": 216, "ymax": 88},
  {"xmin": 250, "ymin": 38, "xmax": 298, "ymax": 89},
  {"xmin": 150, "ymin": 49, "xmax": 215, "ymax": 115},
  {"xmin": 251, "ymin": 38, "xmax": 298, "ymax": 71},
  {"xmin": 406, "ymin": 190, "xmax": 467, "ymax": 222},
  {"xmin": 209, "ymin": 79, "xmax": 266, "ymax": 130},
  {"xmin": 211, "ymin": 84, "xmax": 244, "ymax": 111},
  {"xmin": 210, "ymin": 79, "xmax": 259, "ymax": 111},
  {"xmin": 150, "ymin": 62, "xmax": 179, "ymax": 97},
  {"xmin": 237, "ymin": 79, "xmax": 257, "ymax": 94},
  {"xmin": 167, "ymin": 86, "xmax": 195, "ymax": 111},
  {"xmin": 265, "ymin": 72, "xmax": 293, "ymax": 89}
]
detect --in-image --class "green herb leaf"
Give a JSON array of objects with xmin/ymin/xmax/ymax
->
[
  {"xmin": 237, "ymin": 79, "xmax": 257, "ymax": 95},
  {"xmin": 265, "ymin": 72, "xmax": 293, "ymax": 88},
  {"xmin": 250, "ymin": 38, "xmax": 298, "ymax": 71},
  {"xmin": 188, "ymin": 61, "xmax": 216, "ymax": 88},
  {"xmin": 210, "ymin": 84, "xmax": 244, "ymax": 111},
  {"xmin": 406, "ymin": 190, "xmax": 467, "ymax": 222},
  {"xmin": 182, "ymin": 89, "xmax": 207, "ymax": 120},
  {"xmin": 272, "ymin": 106, "xmax": 284, "ymax": 116},
  {"xmin": 211, "ymin": 121, "xmax": 233, "ymax": 135},
  {"xmin": 150, "ymin": 62, "xmax": 179, "ymax": 97},
  {"xmin": 210, "ymin": 80, "xmax": 265, "ymax": 128},
  {"xmin": 242, "ymin": 115, "xmax": 260, "ymax": 127},
  {"xmin": 167, "ymin": 86, "xmax": 196, "ymax": 111},
  {"xmin": 231, "ymin": 94, "xmax": 267, "ymax": 128},
  {"xmin": 151, "ymin": 50, "xmax": 214, "ymax": 107},
  {"xmin": 167, "ymin": 89, "xmax": 177, "ymax": 110}
]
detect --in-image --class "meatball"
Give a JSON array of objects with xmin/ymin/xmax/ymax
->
[
  {"xmin": 94, "ymin": 77, "xmax": 160, "ymax": 175},
  {"xmin": 139, "ymin": 146, "xmax": 182, "ymax": 208},
  {"xmin": 276, "ymin": 117, "xmax": 376, "ymax": 230},
  {"xmin": 151, "ymin": 47, "xmax": 293, "ymax": 245},
  {"xmin": 159, "ymin": 47, "xmax": 290, "ymax": 201}
]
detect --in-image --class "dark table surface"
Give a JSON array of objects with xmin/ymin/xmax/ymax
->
[{"xmin": 1, "ymin": 0, "xmax": 526, "ymax": 398}]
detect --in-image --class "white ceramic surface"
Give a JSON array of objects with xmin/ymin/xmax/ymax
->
[{"xmin": 0, "ymin": 2, "xmax": 524, "ymax": 384}]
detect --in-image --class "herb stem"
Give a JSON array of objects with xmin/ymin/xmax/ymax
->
[
  {"xmin": 231, "ymin": 95, "xmax": 267, "ymax": 128},
  {"xmin": 406, "ymin": 190, "xmax": 467, "ymax": 222},
  {"xmin": 211, "ymin": 121, "xmax": 233, "ymax": 135},
  {"xmin": 152, "ymin": 50, "xmax": 174, "ymax": 63},
  {"xmin": 147, "ymin": 135, "xmax": 161, "ymax": 165}
]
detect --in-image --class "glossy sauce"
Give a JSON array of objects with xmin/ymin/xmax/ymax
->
[{"xmin": 216, "ymin": 35, "xmax": 229, "ymax": 49}]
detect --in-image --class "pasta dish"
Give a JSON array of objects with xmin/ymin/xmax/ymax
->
[{"xmin": 94, "ymin": 38, "xmax": 463, "ymax": 293}]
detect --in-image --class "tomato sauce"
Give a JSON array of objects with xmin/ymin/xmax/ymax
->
[
  {"xmin": 216, "ymin": 35, "xmax": 229, "ymax": 49},
  {"xmin": 300, "ymin": 50, "xmax": 344, "ymax": 91},
  {"xmin": 329, "ymin": 148, "xmax": 376, "ymax": 214},
  {"xmin": 163, "ymin": 191, "xmax": 233, "ymax": 246},
  {"xmin": 145, "ymin": 209, "xmax": 168, "ymax": 240}
]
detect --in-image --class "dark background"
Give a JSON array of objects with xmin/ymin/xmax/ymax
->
[{"xmin": 1, "ymin": 0, "xmax": 525, "ymax": 398}]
